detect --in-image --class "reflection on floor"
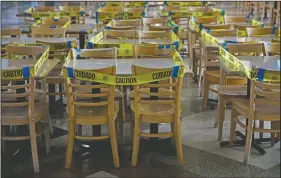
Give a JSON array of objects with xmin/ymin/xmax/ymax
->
[{"xmin": 1, "ymin": 1, "xmax": 280, "ymax": 178}]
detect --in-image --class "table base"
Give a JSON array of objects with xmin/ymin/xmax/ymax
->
[{"xmin": 220, "ymin": 131, "xmax": 279, "ymax": 155}]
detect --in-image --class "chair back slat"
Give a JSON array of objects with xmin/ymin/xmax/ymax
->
[
  {"xmin": 138, "ymin": 31, "xmax": 172, "ymax": 39},
  {"xmin": 194, "ymin": 16, "xmax": 217, "ymax": 24},
  {"xmin": 224, "ymin": 43, "xmax": 266, "ymax": 56},
  {"xmin": 112, "ymin": 19, "xmax": 141, "ymax": 26},
  {"xmin": 2, "ymin": 28, "xmax": 21, "ymax": 37},
  {"xmin": 209, "ymin": 29, "xmax": 237, "ymax": 37},
  {"xmin": 31, "ymin": 27, "xmax": 66, "ymax": 38},
  {"xmin": 73, "ymin": 48, "xmax": 117, "ymax": 59},
  {"xmin": 133, "ymin": 45, "xmax": 173, "ymax": 58},
  {"xmin": 104, "ymin": 30, "xmax": 137, "ymax": 39},
  {"xmin": 264, "ymin": 42, "xmax": 280, "ymax": 56},
  {"xmin": 143, "ymin": 17, "xmax": 169, "ymax": 26},
  {"xmin": 246, "ymin": 27, "xmax": 274, "ymax": 37}
]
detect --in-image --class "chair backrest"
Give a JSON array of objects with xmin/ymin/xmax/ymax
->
[
  {"xmin": 142, "ymin": 17, "xmax": 169, "ymax": 26},
  {"xmin": 2, "ymin": 28, "xmax": 21, "ymax": 37},
  {"xmin": 112, "ymin": 19, "xmax": 141, "ymax": 26},
  {"xmin": 164, "ymin": 5, "xmax": 180, "ymax": 11},
  {"xmin": 72, "ymin": 48, "xmax": 117, "ymax": 59},
  {"xmin": 31, "ymin": 27, "xmax": 66, "ymax": 38},
  {"xmin": 194, "ymin": 16, "xmax": 217, "ymax": 24},
  {"xmin": 203, "ymin": 24, "xmax": 231, "ymax": 30},
  {"xmin": 65, "ymin": 66, "xmax": 116, "ymax": 121},
  {"xmin": 249, "ymin": 80, "xmax": 280, "ymax": 121},
  {"xmin": 108, "ymin": 26, "xmax": 137, "ymax": 30},
  {"xmin": 233, "ymin": 24, "xmax": 259, "ymax": 31},
  {"xmin": 133, "ymin": 45, "xmax": 174, "ymax": 58},
  {"xmin": 1, "ymin": 76, "xmax": 38, "ymax": 122},
  {"xmin": 208, "ymin": 29, "xmax": 238, "ymax": 37},
  {"xmin": 225, "ymin": 16, "xmax": 249, "ymax": 23},
  {"xmin": 148, "ymin": 25, "xmax": 174, "ymax": 32},
  {"xmin": 188, "ymin": 7, "xmax": 210, "ymax": 11},
  {"xmin": 224, "ymin": 43, "xmax": 266, "ymax": 56},
  {"xmin": 41, "ymin": 17, "xmax": 70, "ymax": 28},
  {"xmin": 6, "ymin": 46, "xmax": 47, "ymax": 59},
  {"xmin": 131, "ymin": 65, "xmax": 183, "ymax": 118},
  {"xmin": 104, "ymin": 30, "xmax": 137, "ymax": 39},
  {"xmin": 264, "ymin": 42, "xmax": 280, "ymax": 56},
  {"xmin": 138, "ymin": 31, "xmax": 172, "ymax": 39},
  {"xmin": 246, "ymin": 27, "xmax": 274, "ymax": 37}
]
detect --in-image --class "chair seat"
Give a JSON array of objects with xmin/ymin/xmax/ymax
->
[
  {"xmin": 130, "ymin": 102, "xmax": 175, "ymax": 116},
  {"xmin": 75, "ymin": 101, "xmax": 119, "ymax": 119},
  {"xmin": 1, "ymin": 89, "xmax": 46, "ymax": 103},
  {"xmin": 218, "ymin": 85, "xmax": 247, "ymax": 96},
  {"xmin": 2, "ymin": 102, "xmax": 48, "ymax": 120},
  {"xmin": 232, "ymin": 98, "xmax": 280, "ymax": 119}
]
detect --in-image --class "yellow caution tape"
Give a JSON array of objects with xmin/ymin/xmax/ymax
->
[
  {"xmin": 1, "ymin": 66, "xmax": 35, "ymax": 80},
  {"xmin": 201, "ymin": 31, "xmax": 220, "ymax": 45},
  {"xmin": 6, "ymin": 41, "xmax": 77, "ymax": 50},
  {"xmin": 165, "ymin": 1, "xmax": 206, "ymax": 6},
  {"xmin": 34, "ymin": 47, "xmax": 50, "ymax": 74},
  {"xmin": 63, "ymin": 65, "xmax": 185, "ymax": 85}
]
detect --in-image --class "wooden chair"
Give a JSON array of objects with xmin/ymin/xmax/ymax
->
[
  {"xmin": 148, "ymin": 25, "xmax": 174, "ymax": 32},
  {"xmin": 73, "ymin": 48, "xmax": 117, "ymax": 59},
  {"xmin": 6, "ymin": 45, "xmax": 46, "ymax": 59},
  {"xmin": 130, "ymin": 65, "xmax": 184, "ymax": 167},
  {"xmin": 229, "ymin": 80, "xmax": 280, "ymax": 164},
  {"xmin": 194, "ymin": 16, "xmax": 218, "ymax": 24},
  {"xmin": 112, "ymin": 19, "xmax": 141, "ymax": 26},
  {"xmin": 246, "ymin": 27, "xmax": 274, "ymax": 37},
  {"xmin": 31, "ymin": 27, "xmax": 66, "ymax": 38},
  {"xmin": 225, "ymin": 16, "xmax": 249, "ymax": 23},
  {"xmin": 104, "ymin": 30, "xmax": 137, "ymax": 39},
  {"xmin": 197, "ymin": 29, "xmax": 238, "ymax": 89},
  {"xmin": 64, "ymin": 66, "xmax": 120, "ymax": 168},
  {"xmin": 215, "ymin": 43, "xmax": 266, "ymax": 140},
  {"xmin": 208, "ymin": 29, "xmax": 238, "ymax": 37},
  {"xmin": 2, "ymin": 28, "xmax": 21, "ymax": 37},
  {"xmin": 1, "ymin": 76, "xmax": 51, "ymax": 173},
  {"xmin": 264, "ymin": 42, "xmax": 280, "ymax": 56},
  {"xmin": 202, "ymin": 43, "xmax": 265, "ymax": 111},
  {"xmin": 142, "ymin": 17, "xmax": 169, "ymax": 26},
  {"xmin": 133, "ymin": 44, "xmax": 173, "ymax": 58},
  {"xmin": 138, "ymin": 31, "xmax": 172, "ymax": 39}
]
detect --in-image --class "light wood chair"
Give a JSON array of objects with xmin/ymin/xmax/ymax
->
[
  {"xmin": 208, "ymin": 29, "xmax": 238, "ymax": 37},
  {"xmin": 142, "ymin": 17, "xmax": 169, "ymax": 26},
  {"xmin": 202, "ymin": 43, "xmax": 265, "ymax": 111},
  {"xmin": 31, "ymin": 27, "xmax": 66, "ymax": 38},
  {"xmin": 215, "ymin": 43, "xmax": 266, "ymax": 140},
  {"xmin": 1, "ymin": 77, "xmax": 51, "ymax": 173},
  {"xmin": 149, "ymin": 25, "xmax": 174, "ymax": 32},
  {"xmin": 264, "ymin": 42, "xmax": 280, "ymax": 56},
  {"xmin": 229, "ymin": 80, "xmax": 280, "ymax": 164},
  {"xmin": 2, "ymin": 28, "xmax": 21, "ymax": 37},
  {"xmin": 104, "ymin": 30, "xmax": 137, "ymax": 39},
  {"xmin": 246, "ymin": 27, "xmax": 274, "ymax": 37},
  {"xmin": 138, "ymin": 31, "xmax": 172, "ymax": 39},
  {"xmin": 73, "ymin": 47, "xmax": 117, "ymax": 59},
  {"xmin": 194, "ymin": 16, "xmax": 218, "ymax": 24},
  {"xmin": 6, "ymin": 45, "xmax": 46, "ymax": 60},
  {"xmin": 130, "ymin": 65, "xmax": 184, "ymax": 167},
  {"xmin": 225, "ymin": 16, "xmax": 249, "ymax": 23},
  {"xmin": 133, "ymin": 44, "xmax": 173, "ymax": 58},
  {"xmin": 64, "ymin": 66, "xmax": 120, "ymax": 168},
  {"xmin": 112, "ymin": 19, "xmax": 141, "ymax": 26},
  {"xmin": 197, "ymin": 29, "xmax": 238, "ymax": 89}
]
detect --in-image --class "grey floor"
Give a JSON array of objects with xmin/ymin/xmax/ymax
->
[{"xmin": 1, "ymin": 1, "xmax": 280, "ymax": 178}]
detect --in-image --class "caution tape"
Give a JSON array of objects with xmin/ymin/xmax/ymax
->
[
  {"xmin": 1, "ymin": 66, "xmax": 34, "ymax": 80},
  {"xmin": 201, "ymin": 31, "xmax": 220, "ymax": 45},
  {"xmin": 219, "ymin": 46, "xmax": 280, "ymax": 82},
  {"xmin": 34, "ymin": 47, "xmax": 50, "ymax": 74},
  {"xmin": 63, "ymin": 65, "xmax": 185, "ymax": 85},
  {"xmin": 164, "ymin": 1, "xmax": 207, "ymax": 6},
  {"xmin": 6, "ymin": 41, "xmax": 76, "ymax": 50}
]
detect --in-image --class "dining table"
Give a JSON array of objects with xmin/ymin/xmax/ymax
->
[{"xmin": 218, "ymin": 55, "xmax": 280, "ymax": 155}]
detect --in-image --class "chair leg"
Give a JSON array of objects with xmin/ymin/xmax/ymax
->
[
  {"xmin": 174, "ymin": 119, "xmax": 184, "ymax": 166},
  {"xmin": 131, "ymin": 112, "xmax": 135, "ymax": 145},
  {"xmin": 217, "ymin": 96, "xmax": 225, "ymax": 141},
  {"xmin": 244, "ymin": 126, "xmax": 253, "ymax": 164},
  {"xmin": 65, "ymin": 120, "xmax": 75, "ymax": 169},
  {"xmin": 29, "ymin": 123, "xmax": 40, "ymax": 173},
  {"xmin": 109, "ymin": 120, "xmax": 120, "ymax": 168},
  {"xmin": 44, "ymin": 126, "xmax": 51, "ymax": 155},
  {"xmin": 170, "ymin": 123, "xmax": 175, "ymax": 144},
  {"xmin": 131, "ymin": 119, "xmax": 141, "ymax": 167},
  {"xmin": 229, "ymin": 107, "xmax": 237, "ymax": 146},
  {"xmin": 202, "ymin": 77, "xmax": 210, "ymax": 111}
]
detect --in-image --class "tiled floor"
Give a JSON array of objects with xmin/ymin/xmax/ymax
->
[{"xmin": 1, "ymin": 1, "xmax": 280, "ymax": 178}]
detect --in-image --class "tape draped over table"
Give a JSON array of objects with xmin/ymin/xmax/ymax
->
[
  {"xmin": 63, "ymin": 65, "xmax": 185, "ymax": 85},
  {"xmin": 219, "ymin": 46, "xmax": 280, "ymax": 82}
]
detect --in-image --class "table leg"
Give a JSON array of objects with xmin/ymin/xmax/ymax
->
[{"xmin": 79, "ymin": 32, "xmax": 86, "ymax": 49}]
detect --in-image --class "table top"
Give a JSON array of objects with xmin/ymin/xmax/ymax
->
[
  {"xmin": 2, "ymin": 37, "xmax": 77, "ymax": 45},
  {"xmin": 216, "ymin": 36, "xmax": 278, "ymax": 43},
  {"xmin": 64, "ymin": 58, "xmax": 192, "ymax": 76},
  {"xmin": 96, "ymin": 38, "xmax": 174, "ymax": 44}
]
